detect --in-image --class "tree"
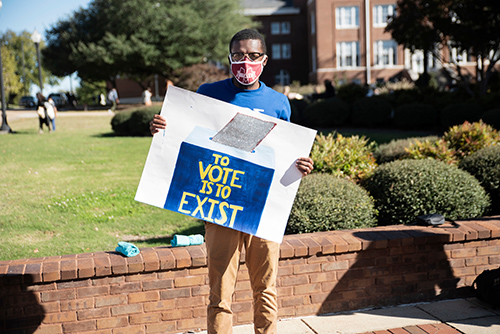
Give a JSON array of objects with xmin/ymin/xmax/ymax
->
[
  {"xmin": 0, "ymin": 45, "xmax": 22, "ymax": 103},
  {"xmin": 42, "ymin": 0, "xmax": 254, "ymax": 88},
  {"xmin": 1, "ymin": 31, "xmax": 60, "ymax": 98},
  {"xmin": 386, "ymin": 0, "xmax": 500, "ymax": 96},
  {"xmin": 385, "ymin": 0, "xmax": 441, "ymax": 87}
]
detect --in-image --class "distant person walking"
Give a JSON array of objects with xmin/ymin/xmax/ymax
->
[
  {"xmin": 143, "ymin": 87, "xmax": 152, "ymax": 106},
  {"xmin": 36, "ymin": 93, "xmax": 51, "ymax": 134},
  {"xmin": 107, "ymin": 88, "xmax": 119, "ymax": 113},
  {"xmin": 47, "ymin": 97, "xmax": 58, "ymax": 131}
]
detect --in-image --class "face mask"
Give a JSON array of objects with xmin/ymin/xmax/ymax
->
[{"xmin": 230, "ymin": 56, "xmax": 266, "ymax": 86}]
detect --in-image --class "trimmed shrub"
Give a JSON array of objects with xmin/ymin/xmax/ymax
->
[
  {"xmin": 364, "ymin": 159, "xmax": 490, "ymax": 225},
  {"xmin": 351, "ymin": 96, "xmax": 392, "ymax": 127},
  {"xmin": 289, "ymin": 98, "xmax": 310, "ymax": 125},
  {"xmin": 482, "ymin": 108, "xmax": 500, "ymax": 130},
  {"xmin": 336, "ymin": 83, "xmax": 368, "ymax": 104},
  {"xmin": 302, "ymin": 97, "xmax": 350, "ymax": 128},
  {"xmin": 374, "ymin": 136, "xmax": 439, "ymax": 164},
  {"xmin": 393, "ymin": 103, "xmax": 438, "ymax": 130},
  {"xmin": 443, "ymin": 120, "xmax": 500, "ymax": 160},
  {"xmin": 287, "ymin": 174, "xmax": 377, "ymax": 234},
  {"xmin": 111, "ymin": 107, "xmax": 160, "ymax": 136},
  {"xmin": 311, "ymin": 132, "xmax": 377, "ymax": 182},
  {"xmin": 439, "ymin": 102, "xmax": 484, "ymax": 129},
  {"xmin": 459, "ymin": 145, "xmax": 500, "ymax": 214},
  {"xmin": 405, "ymin": 137, "xmax": 457, "ymax": 164}
]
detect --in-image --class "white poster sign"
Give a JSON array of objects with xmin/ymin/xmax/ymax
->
[{"xmin": 135, "ymin": 86, "xmax": 316, "ymax": 243}]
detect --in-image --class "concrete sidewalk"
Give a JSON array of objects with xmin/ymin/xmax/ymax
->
[{"xmin": 201, "ymin": 298, "xmax": 500, "ymax": 334}]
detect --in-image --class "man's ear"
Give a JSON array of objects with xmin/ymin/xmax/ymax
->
[{"xmin": 263, "ymin": 54, "xmax": 268, "ymax": 67}]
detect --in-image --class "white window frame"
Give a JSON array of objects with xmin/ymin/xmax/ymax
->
[
  {"xmin": 373, "ymin": 40, "xmax": 397, "ymax": 67},
  {"xmin": 271, "ymin": 43, "xmax": 292, "ymax": 60},
  {"xmin": 451, "ymin": 47, "xmax": 472, "ymax": 64},
  {"xmin": 336, "ymin": 6, "xmax": 359, "ymax": 29},
  {"xmin": 271, "ymin": 22, "xmax": 280, "ymax": 35},
  {"xmin": 271, "ymin": 21, "xmax": 291, "ymax": 35},
  {"xmin": 275, "ymin": 69, "xmax": 291, "ymax": 85},
  {"xmin": 336, "ymin": 41, "xmax": 360, "ymax": 68},
  {"xmin": 373, "ymin": 4, "xmax": 395, "ymax": 28}
]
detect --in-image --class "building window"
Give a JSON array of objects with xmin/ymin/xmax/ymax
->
[
  {"xmin": 337, "ymin": 41, "xmax": 360, "ymax": 68},
  {"xmin": 271, "ymin": 21, "xmax": 291, "ymax": 35},
  {"xmin": 451, "ymin": 47, "xmax": 472, "ymax": 64},
  {"xmin": 272, "ymin": 43, "xmax": 292, "ymax": 60},
  {"xmin": 311, "ymin": 11, "xmax": 316, "ymax": 34},
  {"xmin": 275, "ymin": 69, "xmax": 290, "ymax": 85},
  {"xmin": 373, "ymin": 4, "xmax": 395, "ymax": 27},
  {"xmin": 374, "ymin": 40, "xmax": 397, "ymax": 66},
  {"xmin": 336, "ymin": 6, "xmax": 359, "ymax": 29}
]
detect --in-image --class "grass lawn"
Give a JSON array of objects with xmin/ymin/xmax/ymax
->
[
  {"xmin": 0, "ymin": 110, "xmax": 202, "ymax": 261},
  {"xmin": 0, "ymin": 109, "xmax": 438, "ymax": 261}
]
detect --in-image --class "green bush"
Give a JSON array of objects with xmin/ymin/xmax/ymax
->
[
  {"xmin": 393, "ymin": 103, "xmax": 438, "ymax": 130},
  {"xmin": 111, "ymin": 107, "xmax": 160, "ymax": 136},
  {"xmin": 443, "ymin": 120, "xmax": 500, "ymax": 159},
  {"xmin": 311, "ymin": 132, "xmax": 377, "ymax": 182},
  {"xmin": 373, "ymin": 136, "xmax": 439, "ymax": 164},
  {"xmin": 439, "ymin": 102, "xmax": 484, "ymax": 129},
  {"xmin": 481, "ymin": 108, "xmax": 500, "ymax": 131},
  {"xmin": 459, "ymin": 145, "xmax": 500, "ymax": 214},
  {"xmin": 287, "ymin": 174, "xmax": 377, "ymax": 234},
  {"xmin": 302, "ymin": 97, "xmax": 350, "ymax": 128},
  {"xmin": 336, "ymin": 83, "xmax": 368, "ymax": 104},
  {"xmin": 405, "ymin": 137, "xmax": 457, "ymax": 164},
  {"xmin": 289, "ymin": 98, "xmax": 310, "ymax": 124},
  {"xmin": 351, "ymin": 96, "xmax": 392, "ymax": 127},
  {"xmin": 364, "ymin": 159, "xmax": 490, "ymax": 225}
]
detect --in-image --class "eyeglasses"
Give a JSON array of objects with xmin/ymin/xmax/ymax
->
[{"xmin": 229, "ymin": 52, "xmax": 266, "ymax": 62}]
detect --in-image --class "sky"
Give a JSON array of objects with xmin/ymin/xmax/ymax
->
[{"xmin": 0, "ymin": 0, "xmax": 92, "ymax": 95}]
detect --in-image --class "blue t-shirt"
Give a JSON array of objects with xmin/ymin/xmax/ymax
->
[{"xmin": 197, "ymin": 78, "xmax": 291, "ymax": 122}]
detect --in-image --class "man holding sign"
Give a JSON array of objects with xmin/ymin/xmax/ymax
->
[{"xmin": 150, "ymin": 29, "xmax": 313, "ymax": 334}]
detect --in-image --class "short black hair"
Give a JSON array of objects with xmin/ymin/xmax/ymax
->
[{"xmin": 229, "ymin": 29, "xmax": 267, "ymax": 54}]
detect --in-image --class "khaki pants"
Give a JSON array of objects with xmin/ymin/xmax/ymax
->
[{"xmin": 205, "ymin": 222, "xmax": 280, "ymax": 334}]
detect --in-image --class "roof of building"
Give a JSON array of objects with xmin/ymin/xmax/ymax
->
[{"xmin": 241, "ymin": 0, "xmax": 300, "ymax": 16}]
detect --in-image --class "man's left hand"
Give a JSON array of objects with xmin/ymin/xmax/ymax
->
[{"xmin": 296, "ymin": 157, "xmax": 314, "ymax": 177}]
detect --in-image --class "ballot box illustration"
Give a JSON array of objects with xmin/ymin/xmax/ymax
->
[{"xmin": 164, "ymin": 113, "xmax": 277, "ymax": 235}]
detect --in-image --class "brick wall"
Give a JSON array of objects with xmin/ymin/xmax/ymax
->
[{"xmin": 1, "ymin": 217, "xmax": 499, "ymax": 334}]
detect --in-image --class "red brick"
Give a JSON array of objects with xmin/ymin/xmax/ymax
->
[
  {"xmin": 43, "ymin": 311, "xmax": 77, "ymax": 323},
  {"xmin": 60, "ymin": 259, "xmax": 77, "ymax": 280},
  {"xmin": 325, "ymin": 234, "xmax": 349, "ymax": 253},
  {"xmin": 77, "ymin": 285, "xmax": 109, "ymax": 298},
  {"xmin": 174, "ymin": 275, "xmax": 205, "ymax": 287},
  {"xmin": 109, "ymin": 325, "xmax": 143, "ymax": 334},
  {"xmin": 161, "ymin": 308, "xmax": 192, "ymax": 320},
  {"xmin": 95, "ymin": 294, "xmax": 127, "ymax": 307},
  {"xmin": 140, "ymin": 248, "xmax": 161, "ymax": 272},
  {"xmin": 174, "ymin": 295, "xmax": 205, "ymax": 308},
  {"xmin": 145, "ymin": 322, "xmax": 177, "ymax": 333},
  {"xmin": 177, "ymin": 317, "xmax": 206, "ymax": 330},
  {"xmin": 286, "ymin": 238, "xmax": 308, "ymax": 257},
  {"xmin": 476, "ymin": 221, "xmax": 500, "ymax": 238},
  {"xmin": 130, "ymin": 312, "xmax": 161, "ymax": 324},
  {"xmin": 279, "ymin": 240, "xmax": 295, "ymax": 258},
  {"xmin": 477, "ymin": 245, "xmax": 500, "ymax": 256},
  {"xmin": 109, "ymin": 253, "xmax": 128, "ymax": 275},
  {"xmin": 155, "ymin": 247, "xmax": 176, "ymax": 270},
  {"xmin": 186, "ymin": 246, "xmax": 207, "ymax": 267},
  {"xmin": 338, "ymin": 232, "xmax": 363, "ymax": 251},
  {"xmin": 322, "ymin": 260, "xmax": 349, "ymax": 271},
  {"xmin": 78, "ymin": 307, "xmax": 110, "ymax": 320},
  {"xmin": 111, "ymin": 303, "xmax": 142, "ymax": 316},
  {"xmin": 297, "ymin": 235, "xmax": 322, "ymax": 255},
  {"xmin": 171, "ymin": 247, "xmax": 192, "ymax": 268},
  {"xmin": 33, "ymin": 324, "xmax": 63, "ymax": 334},
  {"xmin": 280, "ymin": 274, "xmax": 309, "ymax": 287},
  {"xmin": 294, "ymin": 283, "xmax": 321, "ymax": 295},
  {"xmin": 160, "ymin": 287, "xmax": 191, "ymax": 299},
  {"xmin": 143, "ymin": 278, "xmax": 174, "ymax": 291},
  {"xmin": 311, "ymin": 234, "xmax": 336, "ymax": 254},
  {"xmin": 96, "ymin": 316, "xmax": 128, "ymax": 329},
  {"xmin": 77, "ymin": 258, "xmax": 95, "ymax": 278},
  {"xmin": 126, "ymin": 254, "xmax": 144, "ymax": 273},
  {"xmin": 128, "ymin": 291, "xmax": 160, "ymax": 304},
  {"xmin": 451, "ymin": 248, "xmax": 476, "ymax": 258},
  {"xmin": 41, "ymin": 289, "xmax": 76, "ymax": 302},
  {"xmin": 24, "ymin": 263, "xmax": 42, "ymax": 283},
  {"xmin": 110, "ymin": 282, "xmax": 141, "ymax": 294},
  {"xmin": 42, "ymin": 261, "xmax": 60, "ymax": 282},
  {"xmin": 62, "ymin": 320, "xmax": 97, "ymax": 333},
  {"xmin": 144, "ymin": 299, "xmax": 176, "ymax": 312},
  {"xmin": 60, "ymin": 297, "xmax": 94, "ymax": 311}
]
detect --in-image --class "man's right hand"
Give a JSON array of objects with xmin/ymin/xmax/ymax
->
[{"xmin": 150, "ymin": 114, "xmax": 167, "ymax": 135}]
